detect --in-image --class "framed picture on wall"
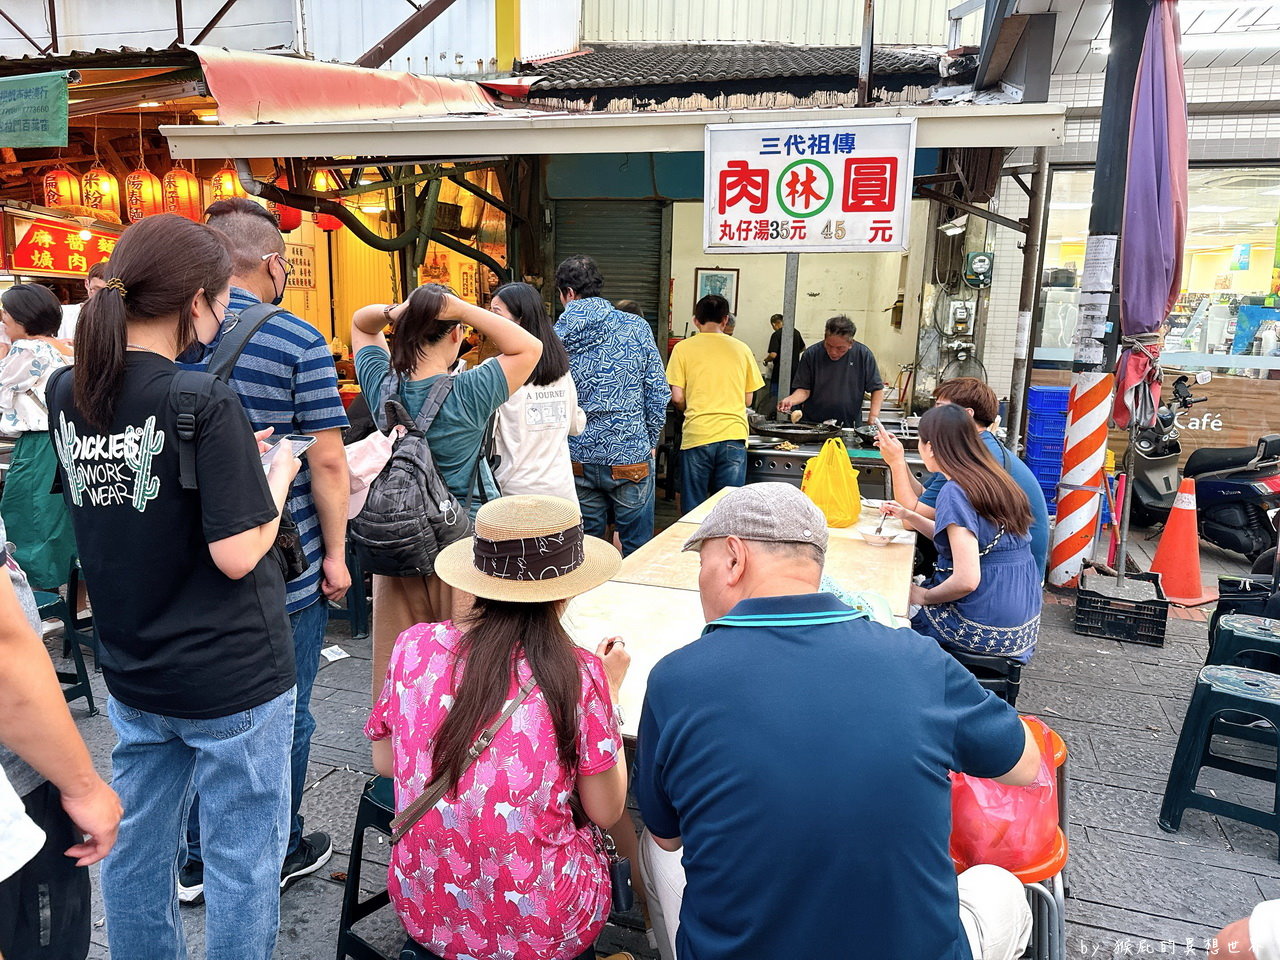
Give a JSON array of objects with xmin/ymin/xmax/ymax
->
[{"xmin": 694, "ymin": 267, "xmax": 739, "ymax": 314}]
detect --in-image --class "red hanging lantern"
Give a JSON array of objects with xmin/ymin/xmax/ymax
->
[
  {"xmin": 162, "ymin": 167, "xmax": 202, "ymax": 221},
  {"xmin": 81, "ymin": 165, "xmax": 121, "ymax": 218},
  {"xmin": 42, "ymin": 167, "xmax": 81, "ymax": 207},
  {"xmin": 268, "ymin": 175, "xmax": 302, "ymax": 233},
  {"xmin": 312, "ymin": 170, "xmax": 344, "ymax": 232},
  {"xmin": 124, "ymin": 168, "xmax": 164, "ymax": 221},
  {"xmin": 210, "ymin": 165, "xmax": 247, "ymax": 204}
]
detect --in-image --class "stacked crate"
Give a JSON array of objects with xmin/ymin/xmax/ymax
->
[{"xmin": 1022, "ymin": 385, "xmax": 1112, "ymax": 523}]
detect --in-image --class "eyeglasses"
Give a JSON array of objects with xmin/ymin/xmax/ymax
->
[{"xmin": 262, "ymin": 251, "xmax": 293, "ymax": 284}]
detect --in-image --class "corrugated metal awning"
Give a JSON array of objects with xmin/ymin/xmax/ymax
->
[{"xmin": 162, "ymin": 101, "xmax": 1065, "ymax": 160}]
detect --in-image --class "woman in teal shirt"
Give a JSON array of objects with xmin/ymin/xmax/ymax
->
[{"xmin": 351, "ymin": 285, "xmax": 541, "ymax": 701}]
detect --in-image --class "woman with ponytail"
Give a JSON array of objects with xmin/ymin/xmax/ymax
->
[
  {"xmin": 882, "ymin": 403, "xmax": 1041, "ymax": 664},
  {"xmin": 45, "ymin": 214, "xmax": 302, "ymax": 960}
]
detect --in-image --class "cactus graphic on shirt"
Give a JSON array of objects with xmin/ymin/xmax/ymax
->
[
  {"xmin": 124, "ymin": 417, "xmax": 165, "ymax": 512},
  {"xmin": 53, "ymin": 412, "xmax": 85, "ymax": 506}
]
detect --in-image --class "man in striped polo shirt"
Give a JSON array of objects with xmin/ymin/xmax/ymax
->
[{"xmin": 178, "ymin": 197, "xmax": 351, "ymax": 902}]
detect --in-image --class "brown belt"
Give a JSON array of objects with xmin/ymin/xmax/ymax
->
[{"xmin": 571, "ymin": 460, "xmax": 651, "ymax": 482}]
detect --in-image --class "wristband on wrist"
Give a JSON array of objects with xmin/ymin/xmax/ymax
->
[{"xmin": 382, "ymin": 303, "xmax": 395, "ymax": 322}]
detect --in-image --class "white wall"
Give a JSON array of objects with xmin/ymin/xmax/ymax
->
[
  {"xmin": 0, "ymin": 0, "xmax": 296, "ymax": 56},
  {"xmin": 0, "ymin": 0, "xmax": 580, "ymax": 77},
  {"xmin": 582, "ymin": 0, "xmax": 981, "ymax": 47},
  {"xmin": 668, "ymin": 200, "xmax": 924, "ymax": 386}
]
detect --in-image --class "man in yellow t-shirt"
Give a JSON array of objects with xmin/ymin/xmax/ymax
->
[{"xmin": 667, "ymin": 295, "xmax": 765, "ymax": 510}]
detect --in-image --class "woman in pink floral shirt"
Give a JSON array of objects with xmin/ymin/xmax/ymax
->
[{"xmin": 367, "ymin": 495, "xmax": 630, "ymax": 960}]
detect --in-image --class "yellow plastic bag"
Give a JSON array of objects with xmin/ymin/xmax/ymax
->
[{"xmin": 801, "ymin": 437, "xmax": 861, "ymax": 528}]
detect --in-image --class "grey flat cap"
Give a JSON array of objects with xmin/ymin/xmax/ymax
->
[{"xmin": 682, "ymin": 483, "xmax": 829, "ymax": 555}]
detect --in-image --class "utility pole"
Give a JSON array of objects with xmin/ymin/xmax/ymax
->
[{"xmin": 1046, "ymin": 0, "xmax": 1148, "ymax": 588}]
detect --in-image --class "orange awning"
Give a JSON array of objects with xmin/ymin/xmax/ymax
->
[{"xmin": 190, "ymin": 45, "xmax": 499, "ymax": 126}]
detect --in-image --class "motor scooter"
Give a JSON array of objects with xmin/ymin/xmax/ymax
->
[{"xmin": 1126, "ymin": 375, "xmax": 1280, "ymax": 562}]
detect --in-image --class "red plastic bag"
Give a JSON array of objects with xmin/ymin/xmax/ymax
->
[{"xmin": 949, "ymin": 715, "xmax": 1059, "ymax": 872}]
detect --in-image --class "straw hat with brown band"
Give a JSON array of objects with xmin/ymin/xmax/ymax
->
[{"xmin": 434, "ymin": 494, "xmax": 621, "ymax": 602}]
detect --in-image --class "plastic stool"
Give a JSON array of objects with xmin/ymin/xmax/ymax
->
[
  {"xmin": 335, "ymin": 776, "xmax": 396, "ymax": 960},
  {"xmin": 33, "ymin": 590, "xmax": 96, "ymax": 716},
  {"xmin": 947, "ymin": 648, "xmax": 1022, "ymax": 706},
  {"xmin": 1159, "ymin": 665, "xmax": 1280, "ymax": 856},
  {"xmin": 1209, "ymin": 614, "xmax": 1280, "ymax": 669}
]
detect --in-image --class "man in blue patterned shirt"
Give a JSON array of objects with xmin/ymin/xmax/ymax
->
[
  {"xmin": 177, "ymin": 198, "xmax": 351, "ymax": 902},
  {"xmin": 554, "ymin": 255, "xmax": 670, "ymax": 555}
]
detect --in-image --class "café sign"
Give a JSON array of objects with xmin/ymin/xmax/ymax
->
[{"xmin": 704, "ymin": 117, "xmax": 916, "ymax": 254}]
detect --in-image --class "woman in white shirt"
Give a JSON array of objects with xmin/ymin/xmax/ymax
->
[
  {"xmin": 489, "ymin": 282, "xmax": 585, "ymax": 503},
  {"xmin": 0, "ymin": 284, "xmax": 76, "ymax": 589}
]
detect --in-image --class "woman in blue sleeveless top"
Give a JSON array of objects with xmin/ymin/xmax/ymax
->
[{"xmin": 884, "ymin": 404, "xmax": 1040, "ymax": 664}]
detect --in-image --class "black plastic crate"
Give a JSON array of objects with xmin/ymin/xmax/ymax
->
[{"xmin": 1074, "ymin": 570, "xmax": 1169, "ymax": 646}]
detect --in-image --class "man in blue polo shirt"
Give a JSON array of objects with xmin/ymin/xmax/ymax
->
[
  {"xmin": 177, "ymin": 198, "xmax": 351, "ymax": 902},
  {"xmin": 634, "ymin": 483, "xmax": 1039, "ymax": 960},
  {"xmin": 878, "ymin": 377, "xmax": 1051, "ymax": 578}
]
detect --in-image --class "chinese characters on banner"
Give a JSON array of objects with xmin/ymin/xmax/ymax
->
[
  {"xmin": 0, "ymin": 71, "xmax": 70, "ymax": 149},
  {"xmin": 8, "ymin": 217, "xmax": 116, "ymax": 277},
  {"xmin": 284, "ymin": 242, "xmax": 316, "ymax": 290},
  {"xmin": 704, "ymin": 118, "xmax": 916, "ymax": 253}
]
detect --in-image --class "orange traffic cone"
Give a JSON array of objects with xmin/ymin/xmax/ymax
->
[{"xmin": 1149, "ymin": 478, "xmax": 1219, "ymax": 606}]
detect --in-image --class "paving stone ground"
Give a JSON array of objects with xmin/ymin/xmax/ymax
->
[{"xmin": 54, "ymin": 515, "xmax": 1270, "ymax": 959}]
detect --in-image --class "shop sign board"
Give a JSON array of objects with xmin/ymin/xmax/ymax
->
[
  {"xmin": 704, "ymin": 117, "xmax": 916, "ymax": 254},
  {"xmin": 285, "ymin": 242, "xmax": 316, "ymax": 290},
  {"xmin": 7, "ymin": 216, "xmax": 115, "ymax": 277},
  {"xmin": 0, "ymin": 71, "xmax": 70, "ymax": 149}
]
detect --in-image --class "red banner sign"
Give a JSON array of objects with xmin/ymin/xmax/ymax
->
[{"xmin": 8, "ymin": 216, "xmax": 117, "ymax": 277}]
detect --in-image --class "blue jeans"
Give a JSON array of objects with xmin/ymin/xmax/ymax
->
[
  {"xmin": 188, "ymin": 598, "xmax": 328, "ymax": 861},
  {"xmin": 574, "ymin": 457, "xmax": 655, "ymax": 557},
  {"xmin": 680, "ymin": 440, "xmax": 747, "ymax": 512},
  {"xmin": 103, "ymin": 688, "xmax": 295, "ymax": 960}
]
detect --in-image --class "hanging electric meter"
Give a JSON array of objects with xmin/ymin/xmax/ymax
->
[{"xmin": 963, "ymin": 251, "xmax": 994, "ymax": 289}]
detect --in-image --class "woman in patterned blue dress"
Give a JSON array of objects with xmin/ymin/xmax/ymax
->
[{"xmin": 883, "ymin": 403, "xmax": 1040, "ymax": 664}]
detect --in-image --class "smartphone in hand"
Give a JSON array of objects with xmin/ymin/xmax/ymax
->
[{"xmin": 260, "ymin": 434, "xmax": 316, "ymax": 468}]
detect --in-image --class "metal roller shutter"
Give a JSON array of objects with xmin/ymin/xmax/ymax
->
[{"xmin": 554, "ymin": 200, "xmax": 664, "ymax": 331}]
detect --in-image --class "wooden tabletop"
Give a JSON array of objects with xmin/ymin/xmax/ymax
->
[{"xmin": 561, "ymin": 488, "xmax": 916, "ymax": 737}]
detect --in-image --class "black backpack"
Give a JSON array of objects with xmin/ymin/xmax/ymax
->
[
  {"xmin": 168, "ymin": 302, "xmax": 308, "ymax": 582},
  {"xmin": 347, "ymin": 374, "xmax": 473, "ymax": 577}
]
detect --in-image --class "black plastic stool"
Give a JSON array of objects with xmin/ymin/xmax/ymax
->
[
  {"xmin": 34, "ymin": 590, "xmax": 96, "ymax": 716},
  {"xmin": 1159, "ymin": 665, "xmax": 1280, "ymax": 856},
  {"xmin": 1209, "ymin": 615, "xmax": 1280, "ymax": 669},
  {"xmin": 947, "ymin": 648, "xmax": 1022, "ymax": 706},
  {"xmin": 1207, "ymin": 615, "xmax": 1280, "ymax": 743},
  {"xmin": 336, "ymin": 776, "xmax": 396, "ymax": 960}
]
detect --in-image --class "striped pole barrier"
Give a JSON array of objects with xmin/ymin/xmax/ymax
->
[{"xmin": 1048, "ymin": 372, "xmax": 1114, "ymax": 588}]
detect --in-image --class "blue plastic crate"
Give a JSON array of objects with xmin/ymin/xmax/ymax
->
[
  {"xmin": 1024, "ymin": 434, "xmax": 1066, "ymax": 462},
  {"xmin": 1025, "ymin": 454, "xmax": 1062, "ymax": 481},
  {"xmin": 1027, "ymin": 411, "xmax": 1069, "ymax": 439},
  {"xmin": 1028, "ymin": 385, "xmax": 1070, "ymax": 414}
]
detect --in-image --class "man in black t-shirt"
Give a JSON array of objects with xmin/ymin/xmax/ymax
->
[
  {"xmin": 763, "ymin": 313, "xmax": 805, "ymax": 396},
  {"xmin": 778, "ymin": 315, "xmax": 884, "ymax": 427}
]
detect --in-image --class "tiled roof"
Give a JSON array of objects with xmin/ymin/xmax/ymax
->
[{"xmin": 520, "ymin": 43, "xmax": 939, "ymax": 91}]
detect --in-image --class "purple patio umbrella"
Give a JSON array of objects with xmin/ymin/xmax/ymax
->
[{"xmin": 1113, "ymin": 0, "xmax": 1188, "ymax": 429}]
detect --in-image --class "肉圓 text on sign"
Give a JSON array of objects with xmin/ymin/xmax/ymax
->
[{"xmin": 704, "ymin": 118, "xmax": 917, "ymax": 254}]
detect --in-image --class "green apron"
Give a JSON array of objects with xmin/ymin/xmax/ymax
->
[{"xmin": 0, "ymin": 431, "xmax": 76, "ymax": 589}]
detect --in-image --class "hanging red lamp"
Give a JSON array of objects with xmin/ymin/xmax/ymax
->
[
  {"xmin": 42, "ymin": 166, "xmax": 81, "ymax": 207},
  {"xmin": 210, "ymin": 165, "xmax": 247, "ymax": 204},
  {"xmin": 311, "ymin": 170, "xmax": 344, "ymax": 232},
  {"xmin": 81, "ymin": 165, "xmax": 121, "ymax": 218},
  {"xmin": 162, "ymin": 166, "xmax": 203, "ymax": 221},
  {"xmin": 268, "ymin": 175, "xmax": 302, "ymax": 233},
  {"xmin": 124, "ymin": 168, "xmax": 164, "ymax": 221}
]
